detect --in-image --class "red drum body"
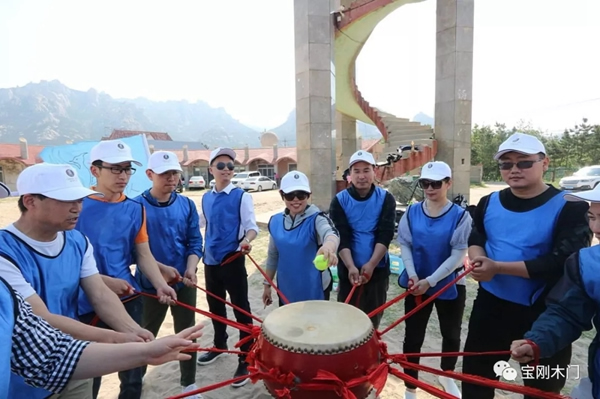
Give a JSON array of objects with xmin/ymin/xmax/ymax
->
[{"xmin": 255, "ymin": 301, "xmax": 382, "ymax": 399}]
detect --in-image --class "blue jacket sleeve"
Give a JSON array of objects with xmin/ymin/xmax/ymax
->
[
  {"xmin": 524, "ymin": 252, "xmax": 596, "ymax": 358},
  {"xmin": 185, "ymin": 198, "xmax": 203, "ymax": 259}
]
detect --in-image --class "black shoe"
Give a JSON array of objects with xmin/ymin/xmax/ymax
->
[
  {"xmin": 197, "ymin": 348, "xmax": 226, "ymax": 366},
  {"xmin": 231, "ymin": 361, "xmax": 250, "ymax": 388}
]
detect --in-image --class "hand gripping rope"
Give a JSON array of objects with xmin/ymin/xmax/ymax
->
[{"xmin": 91, "ymin": 252, "xmax": 570, "ymax": 399}]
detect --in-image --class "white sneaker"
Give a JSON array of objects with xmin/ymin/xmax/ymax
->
[
  {"xmin": 438, "ymin": 375, "xmax": 461, "ymax": 398},
  {"xmin": 182, "ymin": 384, "xmax": 202, "ymax": 399},
  {"xmin": 404, "ymin": 389, "xmax": 418, "ymax": 399}
]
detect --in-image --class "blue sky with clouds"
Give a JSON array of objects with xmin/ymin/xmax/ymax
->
[{"xmin": 1, "ymin": 0, "xmax": 598, "ymax": 134}]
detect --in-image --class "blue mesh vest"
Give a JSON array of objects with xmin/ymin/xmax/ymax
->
[
  {"xmin": 481, "ymin": 191, "xmax": 566, "ymax": 305},
  {"xmin": 268, "ymin": 212, "xmax": 322, "ymax": 303},
  {"xmin": 135, "ymin": 192, "xmax": 195, "ymax": 292},
  {"xmin": 0, "ymin": 230, "xmax": 87, "ymax": 399},
  {"xmin": 0, "ymin": 277, "xmax": 18, "ymax": 399},
  {"xmin": 76, "ymin": 197, "xmax": 144, "ymax": 315},
  {"xmin": 578, "ymin": 247, "xmax": 600, "ymax": 398},
  {"xmin": 336, "ymin": 187, "xmax": 388, "ymax": 269},
  {"xmin": 398, "ymin": 202, "xmax": 466, "ymax": 300},
  {"xmin": 202, "ymin": 188, "xmax": 244, "ymax": 265}
]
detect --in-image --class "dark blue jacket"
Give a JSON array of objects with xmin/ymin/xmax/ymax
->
[{"xmin": 524, "ymin": 249, "xmax": 598, "ymax": 396}]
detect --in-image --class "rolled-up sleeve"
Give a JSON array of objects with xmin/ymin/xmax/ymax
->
[
  {"xmin": 240, "ymin": 193, "xmax": 259, "ymax": 235},
  {"xmin": 11, "ymin": 291, "xmax": 90, "ymax": 393},
  {"xmin": 185, "ymin": 199, "xmax": 203, "ymax": 259}
]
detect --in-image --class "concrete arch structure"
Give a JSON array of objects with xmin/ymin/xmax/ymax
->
[{"xmin": 294, "ymin": 0, "xmax": 473, "ymax": 209}]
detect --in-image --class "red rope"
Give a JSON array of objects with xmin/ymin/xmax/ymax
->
[
  {"xmin": 379, "ymin": 264, "xmax": 476, "ymax": 336},
  {"xmin": 246, "ymin": 253, "xmax": 290, "ymax": 305},
  {"xmin": 182, "ymin": 348, "xmax": 248, "ymax": 356},
  {"xmin": 344, "ymin": 284, "xmax": 358, "ymax": 304},
  {"xmin": 134, "ymin": 291, "xmax": 253, "ymax": 334},
  {"xmin": 184, "ymin": 278, "xmax": 263, "ymax": 323}
]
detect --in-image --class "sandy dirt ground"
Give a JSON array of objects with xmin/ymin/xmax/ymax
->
[{"xmin": 0, "ymin": 183, "xmax": 589, "ymax": 398}]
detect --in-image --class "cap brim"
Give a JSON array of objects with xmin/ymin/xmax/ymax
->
[
  {"xmin": 149, "ymin": 164, "xmax": 183, "ymax": 174},
  {"xmin": 419, "ymin": 173, "xmax": 450, "ymax": 181},
  {"xmin": 349, "ymin": 159, "xmax": 375, "ymax": 168},
  {"xmin": 44, "ymin": 187, "xmax": 104, "ymax": 201},
  {"xmin": 94, "ymin": 156, "xmax": 142, "ymax": 166},
  {"xmin": 0, "ymin": 182, "xmax": 10, "ymax": 199},
  {"xmin": 493, "ymin": 149, "xmax": 540, "ymax": 160},
  {"xmin": 281, "ymin": 185, "xmax": 310, "ymax": 194},
  {"xmin": 564, "ymin": 190, "xmax": 600, "ymax": 203}
]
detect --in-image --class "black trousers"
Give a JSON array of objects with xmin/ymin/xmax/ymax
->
[
  {"xmin": 337, "ymin": 276, "xmax": 389, "ymax": 329},
  {"xmin": 403, "ymin": 285, "xmax": 466, "ymax": 389},
  {"xmin": 462, "ymin": 287, "xmax": 571, "ymax": 399},
  {"xmin": 79, "ymin": 296, "xmax": 144, "ymax": 399},
  {"xmin": 204, "ymin": 255, "xmax": 254, "ymax": 359}
]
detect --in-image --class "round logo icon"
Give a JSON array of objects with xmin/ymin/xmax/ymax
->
[
  {"xmin": 163, "ymin": 154, "xmax": 169, "ymax": 160},
  {"xmin": 428, "ymin": 163, "xmax": 433, "ymax": 168},
  {"xmin": 358, "ymin": 151, "xmax": 363, "ymax": 155},
  {"xmin": 117, "ymin": 143, "xmax": 125, "ymax": 149},
  {"xmin": 512, "ymin": 137, "xmax": 520, "ymax": 142},
  {"xmin": 294, "ymin": 174, "xmax": 299, "ymax": 179},
  {"xmin": 66, "ymin": 169, "xmax": 75, "ymax": 177}
]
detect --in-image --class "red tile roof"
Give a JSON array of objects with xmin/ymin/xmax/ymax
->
[
  {"xmin": 0, "ymin": 143, "xmax": 45, "ymax": 166},
  {"xmin": 105, "ymin": 130, "xmax": 173, "ymax": 141}
]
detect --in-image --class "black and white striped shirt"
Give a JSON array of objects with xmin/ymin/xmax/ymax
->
[{"xmin": 10, "ymin": 290, "xmax": 90, "ymax": 393}]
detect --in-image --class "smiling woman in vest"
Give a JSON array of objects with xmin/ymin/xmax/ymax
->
[
  {"xmin": 262, "ymin": 171, "xmax": 339, "ymax": 306},
  {"xmin": 397, "ymin": 161, "xmax": 471, "ymax": 399},
  {"xmin": 511, "ymin": 188, "xmax": 600, "ymax": 399}
]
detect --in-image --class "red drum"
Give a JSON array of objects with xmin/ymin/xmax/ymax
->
[{"xmin": 256, "ymin": 301, "xmax": 382, "ymax": 398}]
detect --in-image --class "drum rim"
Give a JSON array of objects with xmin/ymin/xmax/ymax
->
[{"xmin": 261, "ymin": 301, "xmax": 375, "ymax": 353}]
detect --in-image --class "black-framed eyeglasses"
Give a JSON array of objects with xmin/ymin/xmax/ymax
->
[
  {"xmin": 98, "ymin": 165, "xmax": 136, "ymax": 175},
  {"xmin": 283, "ymin": 191, "xmax": 309, "ymax": 201},
  {"xmin": 418, "ymin": 180, "xmax": 444, "ymax": 190},
  {"xmin": 498, "ymin": 159, "xmax": 542, "ymax": 171},
  {"xmin": 216, "ymin": 162, "xmax": 235, "ymax": 171}
]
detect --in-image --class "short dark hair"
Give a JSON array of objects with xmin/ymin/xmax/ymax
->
[
  {"xmin": 18, "ymin": 194, "xmax": 47, "ymax": 213},
  {"xmin": 92, "ymin": 160, "xmax": 103, "ymax": 167}
]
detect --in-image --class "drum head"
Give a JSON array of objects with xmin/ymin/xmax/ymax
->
[{"xmin": 262, "ymin": 301, "xmax": 374, "ymax": 353}]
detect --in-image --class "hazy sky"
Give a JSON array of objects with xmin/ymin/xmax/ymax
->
[{"xmin": 1, "ymin": 0, "xmax": 598, "ymax": 134}]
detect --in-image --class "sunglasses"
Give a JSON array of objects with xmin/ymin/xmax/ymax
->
[
  {"xmin": 283, "ymin": 191, "xmax": 309, "ymax": 201},
  {"xmin": 498, "ymin": 159, "xmax": 542, "ymax": 171},
  {"xmin": 419, "ymin": 180, "xmax": 444, "ymax": 190},
  {"xmin": 215, "ymin": 162, "xmax": 235, "ymax": 171}
]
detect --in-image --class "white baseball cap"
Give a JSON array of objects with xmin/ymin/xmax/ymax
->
[
  {"xmin": 147, "ymin": 151, "xmax": 182, "ymax": 174},
  {"xmin": 0, "ymin": 182, "xmax": 16, "ymax": 199},
  {"xmin": 494, "ymin": 132, "xmax": 546, "ymax": 160},
  {"xmin": 564, "ymin": 186, "xmax": 600, "ymax": 203},
  {"xmin": 90, "ymin": 140, "xmax": 142, "ymax": 166},
  {"xmin": 280, "ymin": 171, "xmax": 311, "ymax": 194},
  {"xmin": 209, "ymin": 147, "xmax": 236, "ymax": 165},
  {"xmin": 17, "ymin": 163, "xmax": 102, "ymax": 201},
  {"xmin": 349, "ymin": 150, "xmax": 376, "ymax": 168},
  {"xmin": 420, "ymin": 161, "xmax": 452, "ymax": 181}
]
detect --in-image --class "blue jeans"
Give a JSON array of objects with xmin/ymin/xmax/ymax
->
[{"xmin": 79, "ymin": 296, "xmax": 144, "ymax": 399}]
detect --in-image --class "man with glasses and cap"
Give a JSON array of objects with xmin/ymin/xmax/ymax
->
[
  {"xmin": 135, "ymin": 150, "xmax": 203, "ymax": 399},
  {"xmin": 462, "ymin": 132, "xmax": 591, "ymax": 398},
  {"xmin": 76, "ymin": 140, "xmax": 177, "ymax": 399},
  {"xmin": 0, "ymin": 164, "xmax": 154, "ymax": 399},
  {"xmin": 329, "ymin": 150, "xmax": 397, "ymax": 329},
  {"xmin": 196, "ymin": 147, "xmax": 258, "ymax": 387}
]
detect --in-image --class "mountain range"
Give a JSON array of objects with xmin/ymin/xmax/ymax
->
[{"xmin": 0, "ymin": 80, "xmax": 432, "ymax": 148}]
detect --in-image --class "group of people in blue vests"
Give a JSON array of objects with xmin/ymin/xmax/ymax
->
[{"xmin": 1, "ymin": 131, "xmax": 600, "ymax": 399}]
